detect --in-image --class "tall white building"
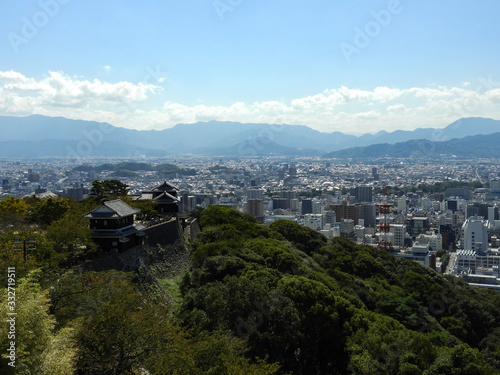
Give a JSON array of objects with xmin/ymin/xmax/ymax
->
[
  {"xmin": 488, "ymin": 206, "xmax": 497, "ymax": 229},
  {"xmin": 340, "ymin": 218, "xmax": 355, "ymax": 237},
  {"xmin": 429, "ymin": 233, "xmax": 443, "ymax": 251},
  {"xmin": 354, "ymin": 225, "xmax": 365, "ymax": 242},
  {"xmin": 312, "ymin": 199, "xmax": 323, "ymax": 215},
  {"xmin": 325, "ymin": 210, "xmax": 336, "ymax": 225},
  {"xmin": 490, "ymin": 180, "xmax": 500, "ymax": 193},
  {"xmin": 390, "ymin": 224, "xmax": 406, "ymax": 248},
  {"xmin": 304, "ymin": 214, "xmax": 325, "ymax": 231},
  {"xmin": 397, "ymin": 195, "xmax": 407, "ymax": 213},
  {"xmin": 461, "ymin": 216, "xmax": 490, "ymax": 253}
]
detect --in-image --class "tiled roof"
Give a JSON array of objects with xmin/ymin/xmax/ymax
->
[
  {"xmin": 83, "ymin": 199, "xmax": 139, "ymax": 218},
  {"xmin": 104, "ymin": 199, "xmax": 140, "ymax": 216},
  {"xmin": 153, "ymin": 181, "xmax": 179, "ymax": 191},
  {"xmin": 153, "ymin": 192, "xmax": 180, "ymax": 202}
]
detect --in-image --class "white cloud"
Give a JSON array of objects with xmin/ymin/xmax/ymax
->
[
  {"xmin": 386, "ymin": 104, "xmax": 406, "ymax": 112},
  {"xmin": 0, "ymin": 70, "xmax": 500, "ymax": 134},
  {"xmin": 0, "ymin": 70, "xmax": 159, "ymax": 113}
]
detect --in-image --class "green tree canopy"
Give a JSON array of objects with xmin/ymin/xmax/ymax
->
[{"xmin": 28, "ymin": 198, "xmax": 70, "ymax": 226}]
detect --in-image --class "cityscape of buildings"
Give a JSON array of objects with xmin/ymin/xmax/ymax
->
[{"xmin": 1, "ymin": 155, "xmax": 500, "ymax": 291}]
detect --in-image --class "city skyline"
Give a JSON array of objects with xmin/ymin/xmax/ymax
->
[{"xmin": 1, "ymin": 1, "xmax": 499, "ymax": 134}]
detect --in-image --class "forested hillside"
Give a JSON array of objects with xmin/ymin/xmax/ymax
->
[
  {"xmin": 0, "ymin": 197, "xmax": 278, "ymax": 374},
  {"xmin": 1, "ymin": 198, "xmax": 499, "ymax": 374},
  {"xmin": 178, "ymin": 206, "xmax": 500, "ymax": 374}
]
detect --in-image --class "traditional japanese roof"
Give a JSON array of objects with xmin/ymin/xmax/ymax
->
[
  {"xmin": 153, "ymin": 181, "xmax": 179, "ymax": 192},
  {"xmin": 83, "ymin": 199, "xmax": 140, "ymax": 219},
  {"xmin": 153, "ymin": 192, "xmax": 180, "ymax": 203}
]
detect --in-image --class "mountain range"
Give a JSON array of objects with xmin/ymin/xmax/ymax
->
[
  {"xmin": 0, "ymin": 115, "xmax": 499, "ymax": 158},
  {"xmin": 324, "ymin": 133, "xmax": 500, "ymax": 159}
]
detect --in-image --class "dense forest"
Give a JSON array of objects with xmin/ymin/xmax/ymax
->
[{"xmin": 0, "ymin": 195, "xmax": 499, "ymax": 374}]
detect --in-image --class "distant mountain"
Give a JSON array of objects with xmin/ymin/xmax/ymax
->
[
  {"xmin": 0, "ymin": 139, "xmax": 168, "ymax": 158},
  {"xmin": 347, "ymin": 117, "xmax": 500, "ymax": 148},
  {"xmin": 324, "ymin": 132, "xmax": 500, "ymax": 159},
  {"xmin": 0, "ymin": 115, "xmax": 499, "ymax": 157},
  {"xmin": 198, "ymin": 138, "xmax": 321, "ymax": 156}
]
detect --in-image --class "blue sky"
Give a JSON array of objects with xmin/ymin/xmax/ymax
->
[{"xmin": 0, "ymin": 0, "xmax": 499, "ymax": 134}]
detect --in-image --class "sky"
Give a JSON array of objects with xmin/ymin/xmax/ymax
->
[{"xmin": 0, "ymin": 0, "xmax": 499, "ymax": 134}]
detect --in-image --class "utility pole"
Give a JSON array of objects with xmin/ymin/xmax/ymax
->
[{"xmin": 13, "ymin": 237, "xmax": 36, "ymax": 262}]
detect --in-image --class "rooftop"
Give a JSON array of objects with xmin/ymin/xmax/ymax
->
[{"xmin": 83, "ymin": 199, "xmax": 140, "ymax": 218}]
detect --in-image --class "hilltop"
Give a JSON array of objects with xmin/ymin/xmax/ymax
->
[
  {"xmin": 177, "ymin": 206, "xmax": 500, "ymax": 374},
  {"xmin": 1, "ymin": 195, "xmax": 500, "ymax": 373}
]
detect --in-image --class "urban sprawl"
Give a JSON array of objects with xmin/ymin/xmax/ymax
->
[{"xmin": 2, "ymin": 156, "xmax": 500, "ymax": 291}]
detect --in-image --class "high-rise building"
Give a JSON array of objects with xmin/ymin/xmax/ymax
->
[
  {"xmin": 273, "ymin": 198, "xmax": 289, "ymax": 210},
  {"xmin": 439, "ymin": 224, "xmax": 456, "ymax": 250},
  {"xmin": 280, "ymin": 190, "xmax": 297, "ymax": 200},
  {"xmin": 360, "ymin": 204, "xmax": 376, "ymax": 227},
  {"xmin": 325, "ymin": 210, "xmax": 336, "ymax": 225},
  {"xmin": 490, "ymin": 180, "xmax": 500, "ymax": 193},
  {"xmin": 330, "ymin": 201, "xmax": 360, "ymax": 224},
  {"xmin": 466, "ymin": 202, "xmax": 490, "ymax": 219},
  {"xmin": 186, "ymin": 196, "xmax": 196, "ymax": 212},
  {"xmin": 429, "ymin": 233, "xmax": 443, "ymax": 251},
  {"xmin": 304, "ymin": 214, "xmax": 325, "ymax": 231},
  {"xmin": 312, "ymin": 200, "xmax": 323, "ymax": 214},
  {"xmin": 349, "ymin": 186, "xmax": 373, "ymax": 203},
  {"xmin": 487, "ymin": 206, "xmax": 499, "ymax": 227},
  {"xmin": 247, "ymin": 189, "xmax": 264, "ymax": 200},
  {"xmin": 247, "ymin": 199, "xmax": 264, "ymax": 221},
  {"xmin": 340, "ymin": 218, "xmax": 356, "ymax": 240},
  {"xmin": 354, "ymin": 225, "xmax": 365, "ymax": 242},
  {"xmin": 66, "ymin": 184, "xmax": 89, "ymax": 201},
  {"xmin": 289, "ymin": 199, "xmax": 299, "ymax": 211},
  {"xmin": 446, "ymin": 199, "xmax": 459, "ymax": 212},
  {"xmin": 390, "ymin": 224, "xmax": 406, "ymax": 248},
  {"xmin": 301, "ymin": 199, "xmax": 313, "ymax": 215},
  {"xmin": 397, "ymin": 195, "xmax": 407, "ymax": 213},
  {"xmin": 462, "ymin": 216, "xmax": 490, "ymax": 254},
  {"xmin": 407, "ymin": 217, "xmax": 429, "ymax": 237}
]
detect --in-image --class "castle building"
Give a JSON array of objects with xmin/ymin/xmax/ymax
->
[
  {"xmin": 83, "ymin": 199, "xmax": 146, "ymax": 252},
  {"xmin": 137, "ymin": 181, "xmax": 180, "ymax": 214}
]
